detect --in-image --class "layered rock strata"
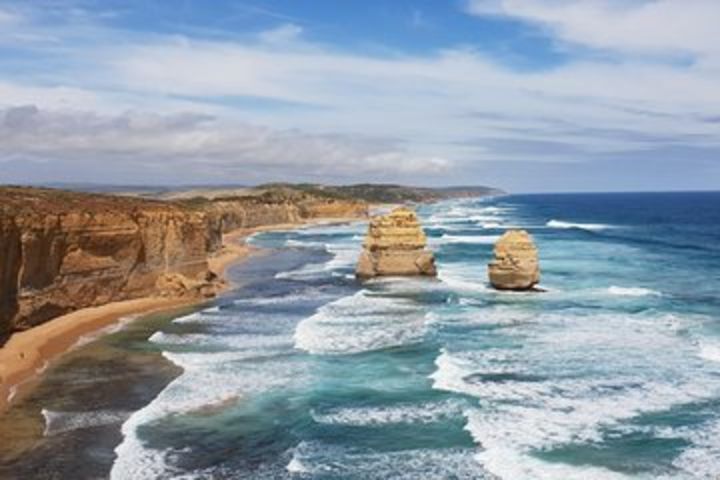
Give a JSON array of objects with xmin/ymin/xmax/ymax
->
[
  {"xmin": 0, "ymin": 188, "xmax": 221, "ymax": 336},
  {"xmin": 488, "ymin": 229, "xmax": 540, "ymax": 290},
  {"xmin": 356, "ymin": 207, "xmax": 436, "ymax": 278},
  {"xmin": 0, "ymin": 187, "xmax": 369, "ymax": 340}
]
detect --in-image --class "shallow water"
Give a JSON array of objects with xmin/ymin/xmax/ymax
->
[{"xmin": 2, "ymin": 192, "xmax": 720, "ymax": 479}]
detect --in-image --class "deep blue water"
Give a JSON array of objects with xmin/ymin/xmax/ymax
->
[{"xmin": 26, "ymin": 192, "xmax": 720, "ymax": 479}]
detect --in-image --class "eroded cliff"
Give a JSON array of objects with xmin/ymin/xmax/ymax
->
[
  {"xmin": 0, "ymin": 188, "xmax": 221, "ymax": 336},
  {"xmin": 199, "ymin": 190, "xmax": 368, "ymax": 233},
  {"xmin": 0, "ymin": 187, "xmax": 369, "ymax": 341}
]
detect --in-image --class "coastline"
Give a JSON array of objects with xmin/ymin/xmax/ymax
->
[{"xmin": 0, "ymin": 216, "xmax": 367, "ymax": 415}]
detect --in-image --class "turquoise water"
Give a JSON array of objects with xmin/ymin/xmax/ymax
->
[{"xmin": 71, "ymin": 193, "xmax": 720, "ymax": 478}]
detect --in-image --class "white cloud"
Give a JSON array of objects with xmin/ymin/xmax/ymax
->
[
  {"xmin": 0, "ymin": 3, "xmax": 719, "ymax": 189},
  {"xmin": 258, "ymin": 23, "xmax": 304, "ymax": 45},
  {"xmin": 466, "ymin": 0, "xmax": 720, "ymax": 61},
  {"xmin": 0, "ymin": 106, "xmax": 450, "ymax": 182}
]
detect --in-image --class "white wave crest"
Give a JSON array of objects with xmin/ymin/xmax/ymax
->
[
  {"xmin": 546, "ymin": 219, "xmax": 613, "ymax": 231},
  {"xmin": 43, "ymin": 409, "xmax": 131, "ymax": 436},
  {"xmin": 430, "ymin": 308, "xmax": 720, "ymax": 479},
  {"xmin": 294, "ymin": 290, "xmax": 428, "ymax": 355},
  {"xmin": 439, "ymin": 234, "xmax": 500, "ymax": 245},
  {"xmin": 698, "ymin": 341, "xmax": 720, "ymax": 363},
  {"xmin": 286, "ymin": 441, "xmax": 489, "ymax": 479},
  {"xmin": 607, "ymin": 286, "xmax": 662, "ymax": 297},
  {"xmin": 311, "ymin": 399, "xmax": 465, "ymax": 427}
]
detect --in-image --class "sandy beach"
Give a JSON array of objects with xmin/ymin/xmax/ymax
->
[
  {"xmin": 0, "ymin": 226, "xmax": 257, "ymax": 414},
  {"xmin": 0, "ymin": 216, "xmax": 367, "ymax": 415}
]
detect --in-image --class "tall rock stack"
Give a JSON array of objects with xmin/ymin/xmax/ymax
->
[
  {"xmin": 356, "ymin": 207, "xmax": 437, "ymax": 278},
  {"xmin": 488, "ymin": 229, "xmax": 540, "ymax": 290}
]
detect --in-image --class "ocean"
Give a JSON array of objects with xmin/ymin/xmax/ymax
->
[{"xmin": 1, "ymin": 192, "xmax": 719, "ymax": 479}]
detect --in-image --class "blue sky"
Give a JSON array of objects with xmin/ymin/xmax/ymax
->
[{"xmin": 0, "ymin": 0, "xmax": 719, "ymax": 192}]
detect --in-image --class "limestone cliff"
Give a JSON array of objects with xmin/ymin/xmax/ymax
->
[
  {"xmin": 356, "ymin": 207, "xmax": 436, "ymax": 278},
  {"xmin": 0, "ymin": 187, "xmax": 369, "ymax": 341},
  {"xmin": 197, "ymin": 191, "xmax": 367, "ymax": 233},
  {"xmin": 488, "ymin": 229, "xmax": 540, "ymax": 290},
  {"xmin": 0, "ymin": 188, "xmax": 222, "ymax": 336}
]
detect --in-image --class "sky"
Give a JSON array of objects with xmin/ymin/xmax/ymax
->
[{"xmin": 0, "ymin": 0, "xmax": 719, "ymax": 192}]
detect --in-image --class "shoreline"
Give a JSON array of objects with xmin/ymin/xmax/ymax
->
[{"xmin": 0, "ymin": 216, "xmax": 367, "ymax": 415}]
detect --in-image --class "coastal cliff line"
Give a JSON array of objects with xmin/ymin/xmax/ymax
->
[{"xmin": 0, "ymin": 186, "xmax": 369, "ymax": 343}]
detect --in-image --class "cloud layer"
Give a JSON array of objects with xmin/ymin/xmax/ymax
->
[
  {"xmin": 0, "ymin": 1, "xmax": 719, "ymax": 190},
  {"xmin": 0, "ymin": 105, "xmax": 448, "ymax": 184}
]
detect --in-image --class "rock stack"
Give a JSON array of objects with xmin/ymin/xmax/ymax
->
[
  {"xmin": 488, "ymin": 229, "xmax": 540, "ymax": 290},
  {"xmin": 356, "ymin": 207, "xmax": 436, "ymax": 278}
]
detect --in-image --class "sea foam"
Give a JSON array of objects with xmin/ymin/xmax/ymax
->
[
  {"xmin": 546, "ymin": 219, "xmax": 613, "ymax": 231},
  {"xmin": 294, "ymin": 290, "xmax": 428, "ymax": 355}
]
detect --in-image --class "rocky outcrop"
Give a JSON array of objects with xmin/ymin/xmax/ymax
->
[
  {"xmin": 356, "ymin": 207, "xmax": 436, "ymax": 278},
  {"xmin": 488, "ymin": 229, "xmax": 540, "ymax": 290}
]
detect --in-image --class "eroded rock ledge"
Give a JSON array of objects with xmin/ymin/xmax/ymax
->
[{"xmin": 356, "ymin": 207, "xmax": 436, "ymax": 278}]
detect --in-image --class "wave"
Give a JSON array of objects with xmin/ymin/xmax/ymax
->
[
  {"xmin": 293, "ymin": 290, "xmax": 428, "ymax": 355},
  {"xmin": 440, "ymin": 234, "xmax": 500, "ymax": 245},
  {"xmin": 111, "ymin": 303, "xmax": 312, "ymax": 479},
  {"xmin": 275, "ymin": 240, "xmax": 359, "ymax": 279},
  {"xmin": 285, "ymin": 239, "xmax": 327, "ymax": 249},
  {"xmin": 606, "ymin": 286, "xmax": 662, "ymax": 297},
  {"xmin": 670, "ymin": 419, "xmax": 720, "ymax": 479},
  {"xmin": 437, "ymin": 268, "xmax": 489, "ymax": 294},
  {"xmin": 310, "ymin": 399, "xmax": 465, "ymax": 427},
  {"xmin": 429, "ymin": 307, "xmax": 720, "ymax": 479},
  {"xmin": 698, "ymin": 341, "xmax": 720, "ymax": 363},
  {"xmin": 43, "ymin": 409, "xmax": 131, "ymax": 436},
  {"xmin": 286, "ymin": 442, "xmax": 488, "ymax": 479},
  {"xmin": 71, "ymin": 315, "xmax": 137, "ymax": 349},
  {"xmin": 546, "ymin": 219, "xmax": 613, "ymax": 231}
]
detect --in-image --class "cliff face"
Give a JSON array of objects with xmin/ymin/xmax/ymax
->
[
  {"xmin": 202, "ymin": 195, "xmax": 368, "ymax": 233},
  {"xmin": 0, "ymin": 216, "xmax": 21, "ymax": 338},
  {"xmin": 0, "ymin": 188, "xmax": 221, "ymax": 335},
  {"xmin": 356, "ymin": 207, "xmax": 436, "ymax": 278},
  {"xmin": 0, "ymin": 187, "xmax": 369, "ymax": 340}
]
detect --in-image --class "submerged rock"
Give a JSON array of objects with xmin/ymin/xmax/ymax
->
[
  {"xmin": 488, "ymin": 229, "xmax": 540, "ymax": 290},
  {"xmin": 356, "ymin": 207, "xmax": 437, "ymax": 278}
]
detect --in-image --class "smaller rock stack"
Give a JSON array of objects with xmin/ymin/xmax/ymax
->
[
  {"xmin": 488, "ymin": 229, "xmax": 540, "ymax": 290},
  {"xmin": 356, "ymin": 207, "xmax": 436, "ymax": 278}
]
